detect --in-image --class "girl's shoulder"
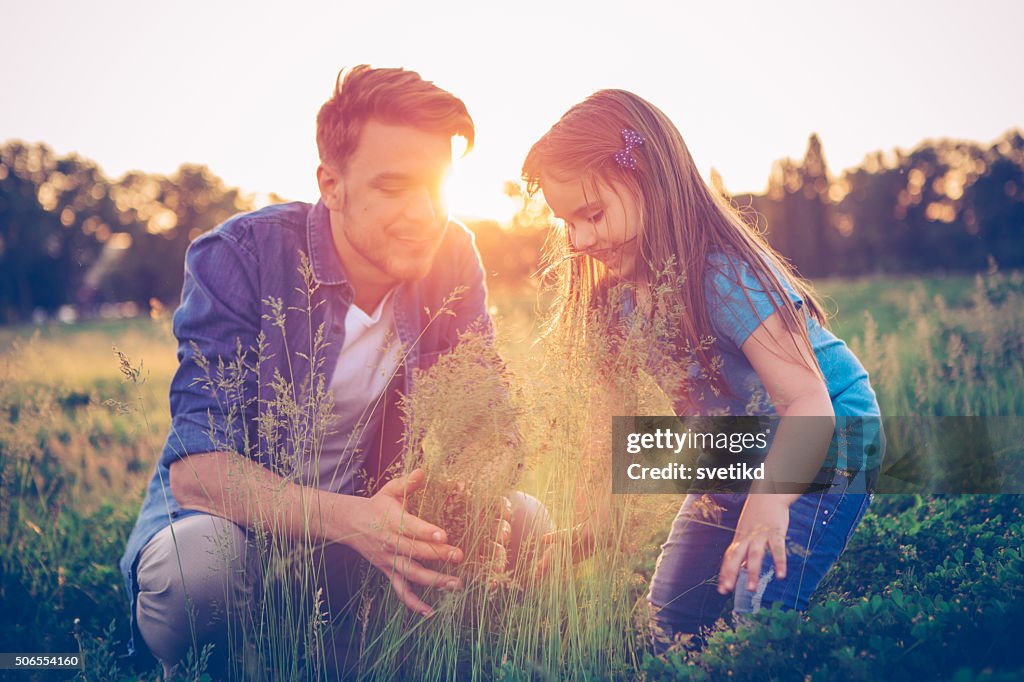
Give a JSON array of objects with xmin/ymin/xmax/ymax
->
[
  {"xmin": 702, "ymin": 251, "xmax": 805, "ymax": 349},
  {"xmin": 704, "ymin": 251, "xmax": 799, "ymax": 298}
]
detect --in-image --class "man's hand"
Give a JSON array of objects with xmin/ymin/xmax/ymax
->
[
  {"xmin": 717, "ymin": 494, "xmax": 790, "ymax": 594},
  {"xmin": 337, "ymin": 469, "xmax": 465, "ymax": 617}
]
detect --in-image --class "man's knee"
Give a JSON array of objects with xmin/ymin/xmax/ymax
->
[
  {"xmin": 135, "ymin": 514, "xmax": 255, "ymax": 665},
  {"xmin": 506, "ymin": 491, "xmax": 553, "ymax": 572}
]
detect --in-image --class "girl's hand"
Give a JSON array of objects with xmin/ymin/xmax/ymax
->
[
  {"xmin": 717, "ymin": 494, "xmax": 790, "ymax": 594},
  {"xmin": 437, "ymin": 481, "xmax": 513, "ymax": 585},
  {"xmin": 534, "ymin": 522, "xmax": 597, "ymax": 580}
]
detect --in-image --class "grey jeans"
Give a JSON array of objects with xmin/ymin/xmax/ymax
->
[{"xmin": 135, "ymin": 491, "xmax": 551, "ymax": 676}]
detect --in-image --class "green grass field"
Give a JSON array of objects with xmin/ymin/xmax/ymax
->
[{"xmin": 1, "ymin": 269, "xmax": 1022, "ymax": 681}]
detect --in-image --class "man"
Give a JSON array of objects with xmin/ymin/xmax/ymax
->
[{"xmin": 119, "ymin": 65, "xmax": 540, "ymax": 676}]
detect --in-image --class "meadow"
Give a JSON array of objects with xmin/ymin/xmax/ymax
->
[{"xmin": 1, "ymin": 268, "xmax": 1022, "ymax": 681}]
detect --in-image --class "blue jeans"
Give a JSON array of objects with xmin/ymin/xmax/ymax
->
[{"xmin": 646, "ymin": 470, "xmax": 873, "ymax": 653}]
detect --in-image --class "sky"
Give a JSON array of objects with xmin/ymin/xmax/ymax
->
[{"xmin": 2, "ymin": 0, "xmax": 1021, "ymax": 221}]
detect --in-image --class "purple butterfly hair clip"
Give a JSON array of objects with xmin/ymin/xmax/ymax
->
[{"xmin": 613, "ymin": 128, "xmax": 646, "ymax": 170}]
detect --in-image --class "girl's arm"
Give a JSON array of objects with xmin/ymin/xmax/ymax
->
[{"xmin": 716, "ymin": 309, "xmax": 836, "ymax": 594}]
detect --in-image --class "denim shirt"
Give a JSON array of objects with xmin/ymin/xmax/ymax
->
[{"xmin": 118, "ymin": 200, "xmax": 491, "ymax": 656}]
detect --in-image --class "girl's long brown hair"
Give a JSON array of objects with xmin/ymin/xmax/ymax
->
[{"xmin": 522, "ymin": 89, "xmax": 828, "ymax": 401}]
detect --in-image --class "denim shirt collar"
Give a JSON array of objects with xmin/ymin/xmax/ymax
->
[
  {"xmin": 306, "ymin": 198, "xmax": 418, "ymax": 371},
  {"xmin": 306, "ymin": 199, "xmax": 353, "ymax": 290}
]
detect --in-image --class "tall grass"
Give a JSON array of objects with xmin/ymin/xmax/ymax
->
[
  {"xmin": 0, "ymin": 266, "xmax": 1022, "ymax": 680},
  {"xmin": 851, "ymin": 262, "xmax": 1024, "ymax": 417},
  {"xmin": 164, "ymin": 260, "xmax": 684, "ymax": 680},
  {"xmin": 0, "ymin": 330, "xmax": 170, "ymax": 680},
  {"xmin": 345, "ymin": 285, "xmax": 686, "ymax": 680}
]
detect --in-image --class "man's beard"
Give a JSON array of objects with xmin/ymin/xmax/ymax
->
[{"xmin": 340, "ymin": 193, "xmax": 441, "ymax": 283}]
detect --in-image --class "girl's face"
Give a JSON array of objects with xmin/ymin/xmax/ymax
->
[{"xmin": 541, "ymin": 173, "xmax": 642, "ymax": 281}]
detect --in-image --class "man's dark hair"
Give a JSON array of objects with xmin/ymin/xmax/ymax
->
[{"xmin": 316, "ymin": 64, "xmax": 475, "ymax": 170}]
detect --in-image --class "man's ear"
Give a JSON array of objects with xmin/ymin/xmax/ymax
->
[{"xmin": 317, "ymin": 163, "xmax": 345, "ymax": 211}]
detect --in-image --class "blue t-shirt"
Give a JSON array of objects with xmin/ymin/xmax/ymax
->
[
  {"xmin": 700, "ymin": 252, "xmax": 880, "ymax": 419},
  {"xmin": 626, "ymin": 251, "xmax": 883, "ymax": 475}
]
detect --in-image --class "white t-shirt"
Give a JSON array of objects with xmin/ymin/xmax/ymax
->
[{"xmin": 300, "ymin": 291, "xmax": 402, "ymax": 493}]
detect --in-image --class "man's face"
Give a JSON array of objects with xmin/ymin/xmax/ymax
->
[{"xmin": 320, "ymin": 120, "xmax": 452, "ymax": 287}]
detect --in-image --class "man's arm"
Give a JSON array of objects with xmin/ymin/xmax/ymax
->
[
  {"xmin": 160, "ymin": 229, "xmax": 262, "ymax": 467},
  {"xmin": 164, "ymin": 228, "xmax": 464, "ymax": 615},
  {"xmin": 170, "ymin": 451, "xmax": 466, "ymax": 616},
  {"xmin": 170, "ymin": 450, "xmax": 349, "ymax": 544}
]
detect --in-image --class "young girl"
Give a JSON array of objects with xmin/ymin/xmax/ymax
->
[{"xmin": 522, "ymin": 90, "xmax": 882, "ymax": 653}]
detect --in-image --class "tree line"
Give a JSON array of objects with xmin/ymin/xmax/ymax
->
[
  {"xmin": 0, "ymin": 142, "xmax": 254, "ymax": 324},
  {"xmin": 743, "ymin": 130, "xmax": 1024, "ymax": 278},
  {"xmin": 0, "ymin": 130, "xmax": 1021, "ymax": 324}
]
